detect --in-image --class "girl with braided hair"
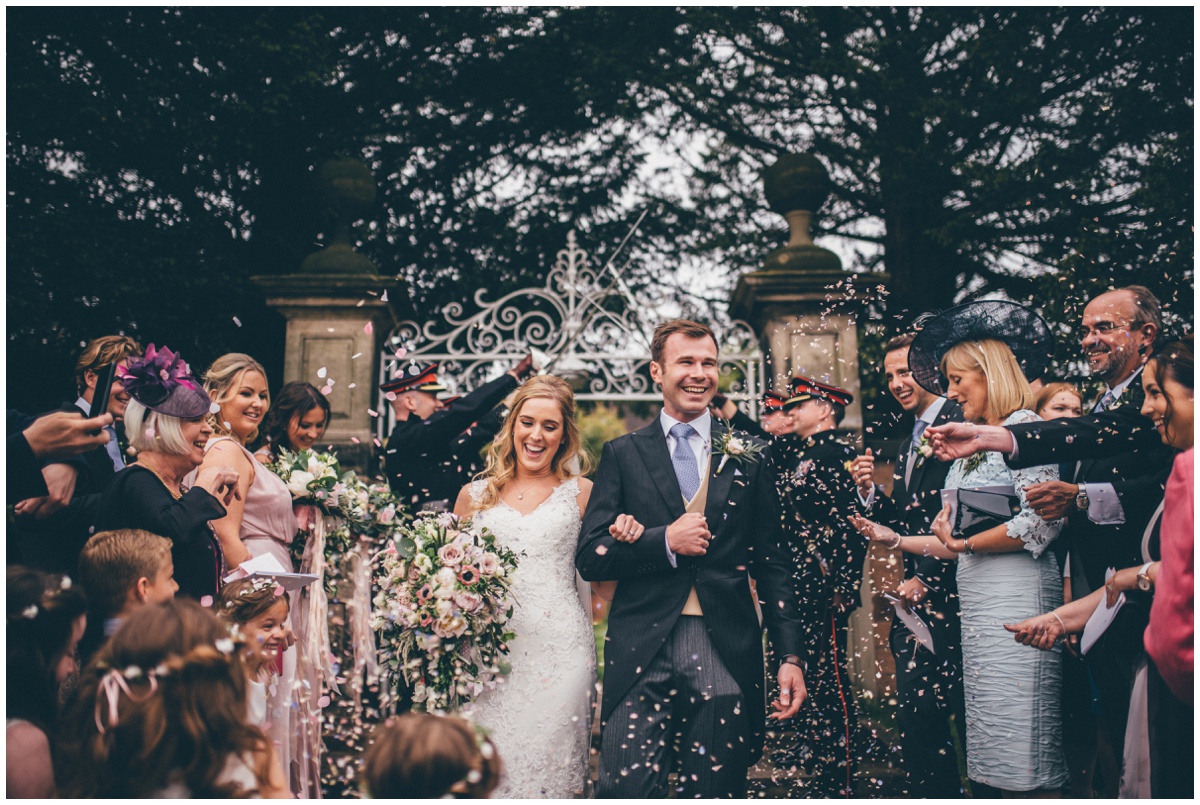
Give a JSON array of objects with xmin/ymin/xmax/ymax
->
[{"xmin": 56, "ymin": 598, "xmax": 287, "ymax": 798}]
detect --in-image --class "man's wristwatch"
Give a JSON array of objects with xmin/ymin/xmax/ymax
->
[
  {"xmin": 1136, "ymin": 562, "xmax": 1155, "ymax": 592},
  {"xmin": 781, "ymin": 654, "xmax": 804, "ymax": 669},
  {"xmin": 1075, "ymin": 487, "xmax": 1090, "ymax": 511}
]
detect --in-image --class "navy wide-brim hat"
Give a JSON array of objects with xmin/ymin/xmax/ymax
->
[
  {"xmin": 118, "ymin": 344, "xmax": 214, "ymax": 419},
  {"xmin": 908, "ymin": 300, "xmax": 1054, "ymax": 396}
]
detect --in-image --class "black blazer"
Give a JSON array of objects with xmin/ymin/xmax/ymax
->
[
  {"xmin": 576, "ymin": 419, "xmax": 804, "ymax": 746},
  {"xmin": 1005, "ymin": 379, "xmax": 1175, "ymax": 596},
  {"xmin": 871, "ymin": 400, "xmax": 964, "ymax": 653}
]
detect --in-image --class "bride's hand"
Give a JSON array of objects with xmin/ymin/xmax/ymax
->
[
  {"xmin": 609, "ymin": 513, "xmax": 644, "ymax": 543},
  {"xmin": 847, "ymin": 513, "xmax": 900, "ymax": 549}
]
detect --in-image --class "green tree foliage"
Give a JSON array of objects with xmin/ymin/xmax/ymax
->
[
  {"xmin": 7, "ymin": 8, "xmax": 655, "ymax": 411},
  {"xmin": 8, "ymin": 8, "xmax": 1192, "ymax": 416}
]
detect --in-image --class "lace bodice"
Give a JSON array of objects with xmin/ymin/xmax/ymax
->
[
  {"xmin": 945, "ymin": 409, "xmax": 1063, "ymax": 558},
  {"xmin": 465, "ymin": 478, "xmax": 596, "ymax": 798}
]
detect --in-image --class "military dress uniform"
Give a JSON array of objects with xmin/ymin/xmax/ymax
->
[
  {"xmin": 382, "ymin": 363, "xmax": 518, "ymax": 511},
  {"xmin": 778, "ymin": 379, "xmax": 867, "ymax": 798}
]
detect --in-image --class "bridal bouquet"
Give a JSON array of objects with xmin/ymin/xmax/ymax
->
[{"xmin": 373, "ymin": 511, "xmax": 520, "ymax": 712}]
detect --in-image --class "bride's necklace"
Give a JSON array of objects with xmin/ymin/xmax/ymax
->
[{"xmin": 511, "ymin": 474, "xmax": 552, "ymax": 500}]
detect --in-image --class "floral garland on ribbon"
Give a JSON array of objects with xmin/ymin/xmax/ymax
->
[{"xmin": 372, "ymin": 511, "xmax": 520, "ymax": 713}]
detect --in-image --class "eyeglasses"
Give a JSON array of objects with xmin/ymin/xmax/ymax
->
[{"xmin": 1079, "ymin": 320, "xmax": 1145, "ymax": 339}]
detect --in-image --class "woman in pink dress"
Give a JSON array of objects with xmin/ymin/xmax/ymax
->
[{"xmin": 189, "ymin": 354, "xmax": 318, "ymax": 797}]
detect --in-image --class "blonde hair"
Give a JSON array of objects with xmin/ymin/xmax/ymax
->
[
  {"xmin": 362, "ymin": 712, "xmax": 501, "ymax": 799},
  {"xmin": 203, "ymin": 353, "xmax": 269, "ymax": 441},
  {"xmin": 941, "ymin": 339, "xmax": 1034, "ymax": 424},
  {"xmin": 123, "ymin": 399, "xmax": 195, "ymax": 456},
  {"xmin": 79, "ymin": 530, "xmax": 173, "ymax": 622},
  {"xmin": 57, "ymin": 600, "xmax": 274, "ymax": 797},
  {"xmin": 471, "ymin": 376, "xmax": 589, "ymax": 513}
]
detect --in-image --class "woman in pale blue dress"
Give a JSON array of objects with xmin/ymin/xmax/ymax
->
[{"xmin": 852, "ymin": 302, "xmax": 1069, "ymax": 794}]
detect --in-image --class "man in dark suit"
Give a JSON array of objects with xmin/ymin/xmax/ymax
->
[
  {"xmin": 576, "ymin": 319, "xmax": 806, "ymax": 798},
  {"xmin": 927, "ymin": 286, "xmax": 1174, "ymax": 763},
  {"xmin": 711, "ymin": 389, "xmax": 799, "ymax": 487},
  {"xmin": 851, "ymin": 333, "xmax": 966, "ymax": 797},
  {"xmin": 13, "ymin": 335, "xmax": 141, "ymax": 573}
]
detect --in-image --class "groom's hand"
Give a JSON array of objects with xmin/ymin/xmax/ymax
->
[
  {"xmin": 666, "ymin": 512, "xmax": 710, "ymax": 556},
  {"xmin": 769, "ymin": 662, "xmax": 806, "ymax": 720}
]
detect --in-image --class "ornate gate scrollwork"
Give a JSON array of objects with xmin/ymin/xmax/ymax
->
[{"xmin": 379, "ymin": 231, "xmax": 763, "ymax": 440}]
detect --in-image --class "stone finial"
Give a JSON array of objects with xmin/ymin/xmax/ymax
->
[
  {"xmin": 762, "ymin": 153, "xmax": 842, "ymax": 273},
  {"xmin": 301, "ymin": 157, "xmax": 379, "ymax": 275}
]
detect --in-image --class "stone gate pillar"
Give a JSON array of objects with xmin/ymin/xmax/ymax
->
[
  {"xmin": 251, "ymin": 158, "xmax": 398, "ymax": 472},
  {"xmin": 730, "ymin": 153, "xmax": 899, "ymax": 704}
]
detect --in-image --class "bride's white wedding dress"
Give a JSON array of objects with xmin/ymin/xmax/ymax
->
[{"xmin": 466, "ymin": 477, "xmax": 597, "ymax": 798}]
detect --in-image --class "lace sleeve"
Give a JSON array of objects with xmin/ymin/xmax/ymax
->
[
  {"xmin": 1004, "ymin": 410, "xmax": 1064, "ymax": 558},
  {"xmin": 467, "ymin": 479, "xmax": 487, "ymax": 505}
]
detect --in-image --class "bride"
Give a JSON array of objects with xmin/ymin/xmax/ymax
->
[{"xmin": 452, "ymin": 375, "xmax": 606, "ymax": 798}]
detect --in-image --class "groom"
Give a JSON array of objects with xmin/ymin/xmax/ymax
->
[{"xmin": 577, "ymin": 319, "xmax": 807, "ymax": 798}]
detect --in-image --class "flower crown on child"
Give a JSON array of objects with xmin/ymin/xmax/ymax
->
[{"xmin": 92, "ymin": 639, "xmax": 238, "ymax": 734}]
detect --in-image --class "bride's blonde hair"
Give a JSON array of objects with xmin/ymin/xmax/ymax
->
[{"xmin": 471, "ymin": 375, "xmax": 590, "ymax": 512}]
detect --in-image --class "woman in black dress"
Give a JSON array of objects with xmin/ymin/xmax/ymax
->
[{"xmin": 93, "ymin": 345, "xmax": 240, "ymax": 600}]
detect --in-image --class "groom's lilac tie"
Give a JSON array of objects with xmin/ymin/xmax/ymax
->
[{"xmin": 670, "ymin": 423, "xmax": 701, "ymax": 501}]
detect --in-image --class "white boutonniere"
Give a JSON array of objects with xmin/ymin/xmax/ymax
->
[
  {"xmin": 713, "ymin": 429, "xmax": 764, "ymax": 474},
  {"xmin": 914, "ymin": 435, "xmax": 934, "ymax": 468}
]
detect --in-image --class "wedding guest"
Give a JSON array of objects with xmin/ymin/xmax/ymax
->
[
  {"xmin": 851, "ymin": 301, "xmax": 1068, "ymax": 795},
  {"xmin": 1033, "ymin": 380, "xmax": 1105, "ymax": 795},
  {"xmin": 1034, "ymin": 382, "xmax": 1084, "ymax": 420},
  {"xmin": 7, "ymin": 408, "xmax": 113, "ymax": 500},
  {"xmin": 361, "ymin": 713, "xmax": 502, "ymax": 799},
  {"xmin": 777, "ymin": 376, "xmax": 865, "ymax": 797},
  {"xmin": 93, "ymin": 345, "xmax": 239, "ymax": 601},
  {"xmin": 56, "ymin": 599, "xmax": 287, "ymax": 797},
  {"xmin": 12, "ymin": 335, "xmax": 143, "ymax": 573},
  {"xmin": 850, "ymin": 332, "xmax": 966, "ymax": 798},
  {"xmin": 382, "ymin": 356, "xmax": 533, "ymax": 511},
  {"xmin": 253, "ymin": 381, "xmax": 331, "ymax": 463},
  {"xmin": 1006, "ymin": 338, "xmax": 1193, "ymax": 797},
  {"xmin": 215, "ymin": 578, "xmax": 291, "ymax": 730},
  {"xmin": 6, "ymin": 567, "xmax": 87, "ymax": 799},
  {"xmin": 189, "ymin": 352, "xmax": 310, "ymax": 796},
  {"xmin": 711, "ymin": 389, "xmax": 800, "ymax": 484},
  {"xmin": 925, "ymin": 287, "xmax": 1175, "ymax": 771},
  {"xmin": 77, "ymin": 529, "xmax": 177, "ymax": 664}
]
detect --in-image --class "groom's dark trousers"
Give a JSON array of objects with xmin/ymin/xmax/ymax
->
[{"xmin": 578, "ymin": 419, "xmax": 805, "ymax": 799}]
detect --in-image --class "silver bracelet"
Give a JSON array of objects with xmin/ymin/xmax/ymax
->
[
  {"xmin": 1050, "ymin": 612, "xmax": 1068, "ymax": 641},
  {"xmin": 887, "ymin": 533, "xmax": 901, "ymax": 550}
]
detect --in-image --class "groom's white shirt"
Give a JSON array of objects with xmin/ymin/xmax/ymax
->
[{"xmin": 660, "ymin": 409, "xmax": 712, "ymax": 567}]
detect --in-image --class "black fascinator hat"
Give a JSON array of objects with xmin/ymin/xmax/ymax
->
[
  {"xmin": 117, "ymin": 344, "xmax": 214, "ymax": 418},
  {"xmin": 908, "ymin": 300, "xmax": 1054, "ymax": 396}
]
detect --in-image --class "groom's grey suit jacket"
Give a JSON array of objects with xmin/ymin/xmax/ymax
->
[{"xmin": 576, "ymin": 419, "xmax": 804, "ymax": 757}]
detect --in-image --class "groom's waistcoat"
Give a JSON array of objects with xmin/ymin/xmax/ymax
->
[{"xmin": 679, "ymin": 456, "xmax": 711, "ymax": 616}]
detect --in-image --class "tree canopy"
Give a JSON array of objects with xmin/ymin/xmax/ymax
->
[{"xmin": 8, "ymin": 7, "xmax": 1193, "ymax": 413}]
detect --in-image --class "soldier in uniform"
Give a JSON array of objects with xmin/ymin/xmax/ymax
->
[
  {"xmin": 777, "ymin": 376, "xmax": 866, "ymax": 798},
  {"xmin": 382, "ymin": 356, "xmax": 532, "ymax": 511},
  {"xmin": 711, "ymin": 389, "xmax": 799, "ymax": 487}
]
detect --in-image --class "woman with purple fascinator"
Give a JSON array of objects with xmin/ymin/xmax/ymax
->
[{"xmin": 93, "ymin": 345, "xmax": 242, "ymax": 600}]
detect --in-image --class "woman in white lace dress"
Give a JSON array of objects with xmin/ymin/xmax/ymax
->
[
  {"xmin": 452, "ymin": 375, "xmax": 603, "ymax": 798},
  {"xmin": 852, "ymin": 317, "xmax": 1069, "ymax": 794}
]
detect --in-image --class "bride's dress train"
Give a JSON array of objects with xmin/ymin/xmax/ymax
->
[{"xmin": 465, "ymin": 478, "xmax": 596, "ymax": 798}]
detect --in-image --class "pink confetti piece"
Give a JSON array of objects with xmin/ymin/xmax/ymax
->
[
  {"xmin": 394, "ymin": 347, "xmax": 407, "ymax": 359},
  {"xmin": 200, "ymin": 596, "xmax": 214, "ymax": 607},
  {"xmin": 381, "ymin": 290, "xmax": 389, "ymax": 302},
  {"xmin": 321, "ymin": 385, "xmax": 333, "ymax": 395},
  {"xmin": 317, "ymin": 695, "xmax": 331, "ymax": 708},
  {"xmin": 273, "ymin": 585, "xmax": 285, "ymax": 597},
  {"xmin": 232, "ymin": 316, "xmax": 242, "ymax": 327},
  {"xmin": 364, "ymin": 321, "xmax": 373, "ymax": 335},
  {"xmin": 350, "ymin": 436, "xmax": 360, "ymax": 444}
]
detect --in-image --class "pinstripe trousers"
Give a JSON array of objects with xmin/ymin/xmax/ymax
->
[{"xmin": 597, "ymin": 616, "xmax": 750, "ymax": 798}]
